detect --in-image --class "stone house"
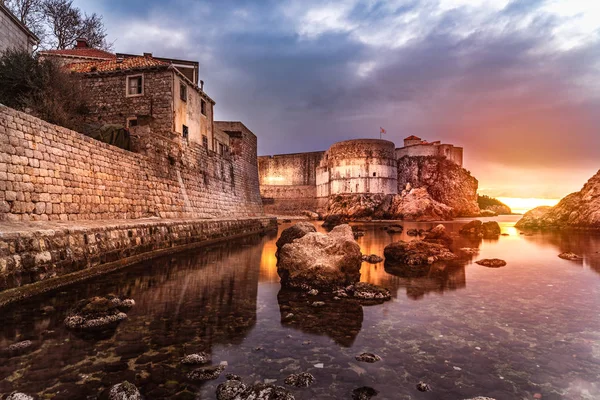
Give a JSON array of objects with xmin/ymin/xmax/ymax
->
[
  {"xmin": 0, "ymin": 2, "xmax": 39, "ymax": 53},
  {"xmin": 40, "ymin": 41, "xmax": 229, "ymax": 153}
]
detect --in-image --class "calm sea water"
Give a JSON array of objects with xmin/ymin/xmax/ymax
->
[{"xmin": 1, "ymin": 216, "xmax": 600, "ymax": 400}]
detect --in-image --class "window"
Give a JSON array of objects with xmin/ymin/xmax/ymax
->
[
  {"xmin": 218, "ymin": 143, "xmax": 224, "ymax": 155},
  {"xmin": 180, "ymin": 82, "xmax": 187, "ymax": 102},
  {"xmin": 202, "ymin": 135, "xmax": 208, "ymax": 148},
  {"xmin": 182, "ymin": 125, "xmax": 189, "ymax": 142},
  {"xmin": 373, "ymin": 172, "xmax": 376, "ymax": 177},
  {"xmin": 201, "ymin": 99, "xmax": 206, "ymax": 116},
  {"xmin": 126, "ymin": 117, "xmax": 138, "ymax": 128},
  {"xmin": 126, "ymin": 75, "xmax": 143, "ymax": 96}
]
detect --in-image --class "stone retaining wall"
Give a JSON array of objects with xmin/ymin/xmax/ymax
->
[{"xmin": 0, "ymin": 217, "xmax": 277, "ymax": 297}]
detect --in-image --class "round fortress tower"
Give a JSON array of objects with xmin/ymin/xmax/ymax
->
[{"xmin": 316, "ymin": 139, "xmax": 398, "ymax": 198}]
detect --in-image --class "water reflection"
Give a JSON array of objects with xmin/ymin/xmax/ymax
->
[{"xmin": 0, "ymin": 235, "xmax": 265, "ymax": 398}]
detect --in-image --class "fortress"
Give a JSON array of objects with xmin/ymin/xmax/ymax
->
[{"xmin": 258, "ymin": 136, "xmax": 464, "ymax": 215}]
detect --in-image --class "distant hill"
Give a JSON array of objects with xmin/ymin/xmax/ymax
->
[{"xmin": 477, "ymin": 195, "xmax": 512, "ymax": 215}]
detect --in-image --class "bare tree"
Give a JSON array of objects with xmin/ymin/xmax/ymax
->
[
  {"xmin": 42, "ymin": 0, "xmax": 109, "ymax": 50},
  {"xmin": 2, "ymin": 0, "xmax": 45, "ymax": 40}
]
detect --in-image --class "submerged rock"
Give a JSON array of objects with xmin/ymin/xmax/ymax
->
[
  {"xmin": 284, "ymin": 372, "xmax": 315, "ymax": 387},
  {"xmin": 459, "ymin": 247, "xmax": 480, "ymax": 255},
  {"xmin": 343, "ymin": 282, "xmax": 391, "ymax": 302},
  {"xmin": 217, "ymin": 378, "xmax": 295, "ymax": 400},
  {"xmin": 355, "ymin": 352, "xmax": 381, "ymax": 363},
  {"xmin": 386, "ymin": 224, "xmax": 403, "ymax": 233},
  {"xmin": 406, "ymin": 228, "xmax": 420, "ymax": 236},
  {"xmin": 64, "ymin": 295, "xmax": 134, "ymax": 332},
  {"xmin": 384, "ymin": 240, "xmax": 457, "ymax": 266},
  {"xmin": 558, "ymin": 252, "xmax": 584, "ymax": 261},
  {"xmin": 276, "ymin": 222, "xmax": 316, "ymax": 251},
  {"xmin": 475, "ymin": 259, "xmax": 507, "ymax": 268},
  {"xmin": 6, "ymin": 393, "xmax": 35, "ymax": 400},
  {"xmin": 187, "ymin": 365, "xmax": 225, "ymax": 381},
  {"xmin": 416, "ymin": 382, "xmax": 432, "ymax": 392},
  {"xmin": 276, "ymin": 224, "xmax": 362, "ymax": 290},
  {"xmin": 108, "ymin": 381, "xmax": 142, "ymax": 400},
  {"xmin": 6, "ymin": 340, "xmax": 33, "ymax": 356},
  {"xmin": 181, "ymin": 352, "xmax": 211, "ymax": 365},
  {"xmin": 352, "ymin": 387, "xmax": 379, "ymax": 400},
  {"xmin": 302, "ymin": 210, "xmax": 319, "ymax": 220},
  {"xmin": 362, "ymin": 254, "xmax": 383, "ymax": 263}
]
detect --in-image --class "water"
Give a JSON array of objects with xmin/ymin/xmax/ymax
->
[{"xmin": 1, "ymin": 216, "xmax": 600, "ymax": 399}]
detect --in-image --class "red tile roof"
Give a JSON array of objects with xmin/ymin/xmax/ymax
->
[
  {"xmin": 405, "ymin": 135, "xmax": 422, "ymax": 140},
  {"xmin": 40, "ymin": 48, "xmax": 116, "ymax": 60},
  {"xmin": 67, "ymin": 56, "xmax": 170, "ymax": 73}
]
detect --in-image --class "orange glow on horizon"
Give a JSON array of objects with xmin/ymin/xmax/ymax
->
[{"xmin": 496, "ymin": 197, "xmax": 560, "ymax": 214}]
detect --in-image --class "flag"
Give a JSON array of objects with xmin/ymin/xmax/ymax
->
[{"xmin": 380, "ymin": 127, "xmax": 386, "ymax": 134}]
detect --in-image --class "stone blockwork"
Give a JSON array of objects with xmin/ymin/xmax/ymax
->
[
  {"xmin": 0, "ymin": 3, "xmax": 38, "ymax": 53},
  {"xmin": 0, "ymin": 217, "xmax": 276, "ymax": 295},
  {"xmin": 0, "ymin": 105, "xmax": 264, "ymax": 222}
]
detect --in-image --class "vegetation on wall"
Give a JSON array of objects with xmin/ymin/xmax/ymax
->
[{"xmin": 0, "ymin": 49, "xmax": 89, "ymax": 130}]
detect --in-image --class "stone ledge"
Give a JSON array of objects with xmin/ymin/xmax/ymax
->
[{"xmin": 0, "ymin": 216, "xmax": 277, "ymax": 306}]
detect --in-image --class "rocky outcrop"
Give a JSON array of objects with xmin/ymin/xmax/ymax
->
[
  {"xmin": 217, "ymin": 376, "xmax": 295, "ymax": 400},
  {"xmin": 322, "ymin": 214, "xmax": 348, "ymax": 230},
  {"xmin": 478, "ymin": 195, "xmax": 512, "ymax": 215},
  {"xmin": 397, "ymin": 156, "xmax": 480, "ymax": 217},
  {"xmin": 387, "ymin": 188, "xmax": 454, "ymax": 221},
  {"xmin": 475, "ymin": 259, "xmax": 506, "ymax": 268},
  {"xmin": 108, "ymin": 381, "xmax": 142, "ymax": 400},
  {"xmin": 423, "ymin": 224, "xmax": 453, "ymax": 247},
  {"xmin": 276, "ymin": 224, "xmax": 362, "ymax": 290},
  {"xmin": 383, "ymin": 240, "xmax": 457, "ymax": 266},
  {"xmin": 64, "ymin": 295, "xmax": 134, "ymax": 333},
  {"xmin": 516, "ymin": 170, "xmax": 600, "ymax": 230}
]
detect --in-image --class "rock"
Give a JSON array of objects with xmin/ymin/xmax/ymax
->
[
  {"xmin": 475, "ymin": 259, "xmax": 507, "ymax": 268},
  {"xmin": 187, "ymin": 365, "xmax": 225, "ymax": 381},
  {"xmin": 217, "ymin": 380, "xmax": 295, "ymax": 400},
  {"xmin": 282, "ymin": 219, "xmax": 292, "ymax": 223},
  {"xmin": 516, "ymin": 171, "xmax": 600, "ymax": 229},
  {"xmin": 355, "ymin": 352, "xmax": 381, "ymax": 363},
  {"xmin": 423, "ymin": 224, "xmax": 452, "ymax": 247},
  {"xmin": 478, "ymin": 195, "xmax": 512, "ymax": 215},
  {"xmin": 307, "ymin": 289, "xmax": 319, "ymax": 296},
  {"xmin": 459, "ymin": 247, "xmax": 480, "ymax": 255},
  {"xmin": 344, "ymin": 282, "xmax": 391, "ymax": 302},
  {"xmin": 108, "ymin": 381, "xmax": 142, "ymax": 400},
  {"xmin": 406, "ymin": 228, "xmax": 419, "ymax": 236},
  {"xmin": 515, "ymin": 206, "xmax": 553, "ymax": 230},
  {"xmin": 354, "ymin": 231, "xmax": 365, "ymax": 239},
  {"xmin": 64, "ymin": 295, "xmax": 134, "ymax": 332},
  {"xmin": 459, "ymin": 220, "xmax": 501, "ymax": 238},
  {"xmin": 322, "ymin": 214, "xmax": 347, "ymax": 230},
  {"xmin": 386, "ymin": 225, "xmax": 403, "ymax": 234},
  {"xmin": 41, "ymin": 305, "xmax": 55, "ymax": 314},
  {"xmin": 275, "ymin": 222, "xmax": 317, "ymax": 251},
  {"xmin": 479, "ymin": 209, "xmax": 497, "ymax": 217},
  {"xmin": 302, "ymin": 210, "xmax": 319, "ymax": 220},
  {"xmin": 352, "ymin": 387, "xmax": 379, "ymax": 400},
  {"xmin": 416, "ymin": 382, "xmax": 432, "ymax": 392},
  {"xmin": 388, "ymin": 188, "xmax": 454, "ymax": 221},
  {"xmin": 310, "ymin": 301, "xmax": 325, "ymax": 307},
  {"xmin": 397, "ymin": 156, "xmax": 480, "ymax": 217},
  {"xmin": 384, "ymin": 240, "xmax": 457, "ymax": 266},
  {"xmin": 6, "ymin": 393, "xmax": 35, "ymax": 400},
  {"xmin": 284, "ymin": 372, "xmax": 315, "ymax": 387},
  {"xmin": 6, "ymin": 340, "xmax": 33, "ymax": 355},
  {"xmin": 558, "ymin": 252, "xmax": 584, "ymax": 261},
  {"xmin": 362, "ymin": 254, "xmax": 383, "ymax": 263},
  {"xmin": 181, "ymin": 353, "xmax": 211, "ymax": 365},
  {"xmin": 277, "ymin": 224, "xmax": 362, "ymax": 290}
]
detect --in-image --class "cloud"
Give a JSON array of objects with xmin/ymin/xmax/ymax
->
[{"xmin": 72, "ymin": 0, "xmax": 600, "ymax": 198}]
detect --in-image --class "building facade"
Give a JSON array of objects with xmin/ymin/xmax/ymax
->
[{"xmin": 0, "ymin": 2, "xmax": 39, "ymax": 53}]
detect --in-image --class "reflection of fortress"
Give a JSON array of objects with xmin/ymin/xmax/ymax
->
[{"xmin": 259, "ymin": 136, "xmax": 463, "ymax": 215}]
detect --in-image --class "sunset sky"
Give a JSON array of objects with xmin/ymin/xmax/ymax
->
[{"xmin": 77, "ymin": 0, "xmax": 599, "ymax": 201}]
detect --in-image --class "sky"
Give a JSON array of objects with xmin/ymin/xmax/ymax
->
[{"xmin": 75, "ymin": 0, "xmax": 600, "ymax": 200}]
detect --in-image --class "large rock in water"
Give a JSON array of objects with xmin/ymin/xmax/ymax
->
[
  {"xmin": 459, "ymin": 220, "xmax": 501, "ymax": 238},
  {"xmin": 516, "ymin": 170, "xmax": 600, "ymax": 230},
  {"xmin": 277, "ymin": 224, "xmax": 362, "ymax": 290},
  {"xmin": 276, "ymin": 222, "xmax": 316, "ymax": 251},
  {"xmin": 383, "ymin": 240, "xmax": 457, "ymax": 266},
  {"xmin": 397, "ymin": 156, "xmax": 480, "ymax": 217}
]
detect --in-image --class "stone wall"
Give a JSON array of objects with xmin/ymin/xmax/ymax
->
[
  {"xmin": 257, "ymin": 151, "xmax": 324, "ymax": 214},
  {"xmin": 395, "ymin": 143, "xmax": 463, "ymax": 166},
  {"xmin": 0, "ymin": 217, "xmax": 276, "ymax": 295},
  {"xmin": 0, "ymin": 5, "xmax": 34, "ymax": 53},
  {"xmin": 0, "ymin": 105, "xmax": 264, "ymax": 221}
]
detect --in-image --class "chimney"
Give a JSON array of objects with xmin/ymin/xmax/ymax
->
[
  {"xmin": 143, "ymin": 52, "xmax": 152, "ymax": 58},
  {"xmin": 76, "ymin": 38, "xmax": 89, "ymax": 48}
]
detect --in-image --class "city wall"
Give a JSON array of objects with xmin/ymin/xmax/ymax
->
[{"xmin": 0, "ymin": 105, "xmax": 264, "ymax": 222}]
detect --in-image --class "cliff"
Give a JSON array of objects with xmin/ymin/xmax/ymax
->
[
  {"xmin": 477, "ymin": 195, "xmax": 512, "ymax": 215},
  {"xmin": 397, "ymin": 156, "xmax": 480, "ymax": 217},
  {"xmin": 516, "ymin": 170, "xmax": 600, "ymax": 230}
]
